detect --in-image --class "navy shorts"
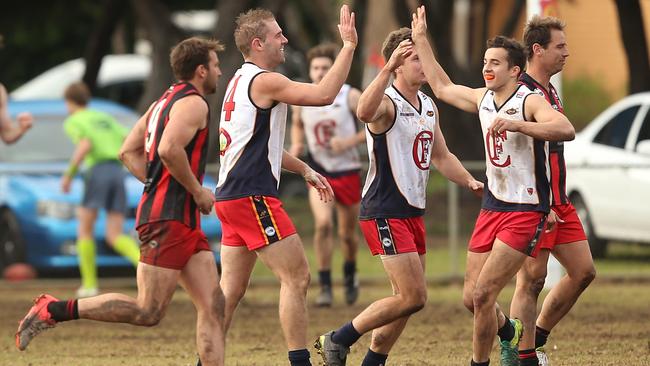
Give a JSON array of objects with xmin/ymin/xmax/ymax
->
[{"xmin": 82, "ymin": 161, "xmax": 127, "ymax": 213}]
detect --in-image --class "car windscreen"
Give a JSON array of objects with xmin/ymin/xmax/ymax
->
[{"xmin": 0, "ymin": 113, "xmax": 136, "ymax": 163}]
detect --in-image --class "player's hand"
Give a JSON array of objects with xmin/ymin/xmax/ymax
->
[
  {"xmin": 488, "ymin": 117, "xmax": 521, "ymax": 137},
  {"xmin": 386, "ymin": 39, "xmax": 413, "ymax": 72},
  {"xmin": 60, "ymin": 175, "xmax": 72, "ymax": 194},
  {"xmin": 329, "ymin": 136, "xmax": 354, "ymax": 153},
  {"xmin": 193, "ymin": 187, "xmax": 216, "ymax": 215},
  {"xmin": 0, "ymin": 84, "xmax": 7, "ymax": 109},
  {"xmin": 304, "ymin": 169, "xmax": 334, "ymax": 203},
  {"xmin": 338, "ymin": 4, "xmax": 358, "ymax": 49},
  {"xmin": 411, "ymin": 5, "xmax": 428, "ymax": 43},
  {"xmin": 17, "ymin": 112, "xmax": 33, "ymax": 131},
  {"xmin": 467, "ymin": 179, "xmax": 484, "ymax": 198},
  {"xmin": 545, "ymin": 209, "xmax": 564, "ymax": 233}
]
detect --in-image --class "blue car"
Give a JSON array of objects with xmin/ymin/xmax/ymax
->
[{"xmin": 0, "ymin": 99, "xmax": 221, "ymax": 271}]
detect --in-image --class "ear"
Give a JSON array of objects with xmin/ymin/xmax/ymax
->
[
  {"xmin": 196, "ymin": 64, "xmax": 207, "ymax": 79},
  {"xmin": 532, "ymin": 43, "xmax": 543, "ymax": 56},
  {"xmin": 511, "ymin": 65, "xmax": 521, "ymax": 78},
  {"xmin": 252, "ymin": 37, "xmax": 263, "ymax": 52}
]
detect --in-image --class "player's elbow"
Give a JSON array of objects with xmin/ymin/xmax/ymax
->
[
  {"xmin": 157, "ymin": 144, "xmax": 174, "ymax": 164},
  {"xmin": 356, "ymin": 105, "xmax": 375, "ymax": 123},
  {"xmin": 558, "ymin": 121, "xmax": 575, "ymax": 141}
]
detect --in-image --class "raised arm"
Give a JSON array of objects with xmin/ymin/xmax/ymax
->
[
  {"xmin": 357, "ymin": 40, "xmax": 413, "ymax": 134},
  {"xmin": 253, "ymin": 5, "xmax": 357, "ymax": 107},
  {"xmin": 158, "ymin": 96, "xmax": 215, "ymax": 214},
  {"xmin": 289, "ymin": 105, "xmax": 305, "ymax": 157},
  {"xmin": 410, "ymin": 6, "xmax": 484, "ymax": 114},
  {"xmin": 0, "ymin": 84, "xmax": 33, "ymax": 144},
  {"xmin": 430, "ymin": 110, "xmax": 483, "ymax": 195},
  {"xmin": 488, "ymin": 94, "xmax": 575, "ymax": 142}
]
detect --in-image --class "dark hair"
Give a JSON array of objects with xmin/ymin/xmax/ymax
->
[
  {"xmin": 486, "ymin": 36, "xmax": 525, "ymax": 72},
  {"xmin": 170, "ymin": 37, "xmax": 224, "ymax": 81},
  {"xmin": 382, "ymin": 27, "xmax": 412, "ymax": 63},
  {"xmin": 307, "ymin": 43, "xmax": 339, "ymax": 65},
  {"xmin": 64, "ymin": 82, "xmax": 91, "ymax": 106},
  {"xmin": 523, "ymin": 15, "xmax": 566, "ymax": 60},
  {"xmin": 234, "ymin": 8, "xmax": 275, "ymax": 56}
]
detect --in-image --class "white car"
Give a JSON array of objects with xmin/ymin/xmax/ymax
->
[
  {"xmin": 10, "ymin": 54, "xmax": 150, "ymax": 109},
  {"xmin": 564, "ymin": 92, "xmax": 650, "ymax": 257}
]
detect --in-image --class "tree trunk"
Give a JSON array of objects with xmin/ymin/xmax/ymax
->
[
  {"xmin": 347, "ymin": 0, "xmax": 369, "ymax": 89},
  {"xmin": 131, "ymin": 0, "xmax": 183, "ymax": 112},
  {"xmin": 82, "ymin": 0, "xmax": 129, "ymax": 93},
  {"xmin": 613, "ymin": 0, "xmax": 650, "ymax": 94}
]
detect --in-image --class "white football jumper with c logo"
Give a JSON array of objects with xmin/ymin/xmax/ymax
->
[
  {"xmin": 478, "ymin": 85, "xmax": 550, "ymax": 212},
  {"xmin": 360, "ymin": 85, "xmax": 436, "ymax": 219}
]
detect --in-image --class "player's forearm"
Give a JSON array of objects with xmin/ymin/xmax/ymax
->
[
  {"xmin": 316, "ymin": 45, "xmax": 356, "ymax": 105},
  {"xmin": 0, "ymin": 122, "xmax": 27, "ymax": 144},
  {"xmin": 159, "ymin": 147, "xmax": 203, "ymax": 196},
  {"xmin": 412, "ymin": 36, "xmax": 453, "ymax": 98},
  {"xmin": 120, "ymin": 151, "xmax": 147, "ymax": 183},
  {"xmin": 281, "ymin": 150, "xmax": 309, "ymax": 176},
  {"xmin": 432, "ymin": 152, "xmax": 476, "ymax": 189},
  {"xmin": 357, "ymin": 67, "xmax": 392, "ymax": 122},
  {"xmin": 289, "ymin": 124, "xmax": 305, "ymax": 156},
  {"xmin": 516, "ymin": 120, "xmax": 575, "ymax": 142}
]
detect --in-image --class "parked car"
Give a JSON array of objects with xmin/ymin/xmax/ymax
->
[
  {"xmin": 10, "ymin": 54, "xmax": 150, "ymax": 109},
  {"xmin": 564, "ymin": 92, "xmax": 650, "ymax": 257},
  {"xmin": 0, "ymin": 99, "xmax": 222, "ymax": 272}
]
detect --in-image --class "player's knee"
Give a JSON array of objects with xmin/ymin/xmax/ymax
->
[
  {"xmin": 576, "ymin": 266, "xmax": 596, "ymax": 290},
  {"xmin": 402, "ymin": 287, "xmax": 427, "ymax": 314},
  {"xmin": 314, "ymin": 221, "xmax": 333, "ymax": 236},
  {"xmin": 472, "ymin": 286, "xmax": 493, "ymax": 310},
  {"xmin": 529, "ymin": 276, "xmax": 546, "ymax": 297},
  {"xmin": 283, "ymin": 268, "xmax": 311, "ymax": 293},
  {"xmin": 463, "ymin": 293, "xmax": 474, "ymax": 313},
  {"xmin": 136, "ymin": 307, "xmax": 165, "ymax": 326},
  {"xmin": 371, "ymin": 331, "xmax": 390, "ymax": 349}
]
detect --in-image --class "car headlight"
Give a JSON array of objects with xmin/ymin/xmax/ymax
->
[{"xmin": 37, "ymin": 200, "xmax": 77, "ymax": 220}]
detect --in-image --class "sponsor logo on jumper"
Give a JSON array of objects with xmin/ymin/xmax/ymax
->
[
  {"xmin": 482, "ymin": 106, "xmax": 494, "ymax": 112},
  {"xmin": 426, "ymin": 110, "xmax": 434, "ymax": 117},
  {"xmin": 400, "ymin": 112, "xmax": 415, "ymax": 117},
  {"xmin": 527, "ymin": 188, "xmax": 534, "ymax": 195},
  {"xmin": 505, "ymin": 108, "xmax": 518, "ymax": 115}
]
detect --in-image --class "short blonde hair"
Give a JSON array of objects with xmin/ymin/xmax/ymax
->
[{"xmin": 234, "ymin": 8, "xmax": 275, "ymax": 56}]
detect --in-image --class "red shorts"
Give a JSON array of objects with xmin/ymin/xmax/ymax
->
[
  {"xmin": 538, "ymin": 203, "xmax": 588, "ymax": 250},
  {"xmin": 215, "ymin": 195, "xmax": 297, "ymax": 251},
  {"xmin": 327, "ymin": 173, "xmax": 361, "ymax": 206},
  {"xmin": 359, "ymin": 217, "xmax": 426, "ymax": 256},
  {"xmin": 469, "ymin": 210, "xmax": 547, "ymax": 257},
  {"xmin": 136, "ymin": 220, "xmax": 210, "ymax": 270}
]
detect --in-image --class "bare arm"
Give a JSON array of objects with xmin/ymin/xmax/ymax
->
[
  {"xmin": 0, "ymin": 84, "xmax": 33, "ymax": 144},
  {"xmin": 411, "ymin": 6, "xmax": 484, "ymax": 114},
  {"xmin": 430, "ymin": 110, "xmax": 483, "ymax": 195},
  {"xmin": 488, "ymin": 94, "xmax": 575, "ymax": 142},
  {"xmin": 289, "ymin": 105, "xmax": 305, "ymax": 157},
  {"xmin": 158, "ymin": 96, "xmax": 214, "ymax": 214},
  {"xmin": 282, "ymin": 150, "xmax": 334, "ymax": 202},
  {"xmin": 252, "ymin": 5, "xmax": 357, "ymax": 108},
  {"xmin": 119, "ymin": 108, "xmax": 150, "ymax": 183},
  {"xmin": 60, "ymin": 139, "xmax": 92, "ymax": 193},
  {"xmin": 357, "ymin": 41, "xmax": 415, "ymax": 134}
]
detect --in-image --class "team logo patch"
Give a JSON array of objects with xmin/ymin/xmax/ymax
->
[
  {"xmin": 516, "ymin": 91, "xmax": 525, "ymax": 98},
  {"xmin": 314, "ymin": 119, "xmax": 336, "ymax": 147},
  {"xmin": 426, "ymin": 110, "xmax": 434, "ymax": 117},
  {"xmin": 527, "ymin": 188, "xmax": 534, "ymax": 195},
  {"xmin": 505, "ymin": 108, "xmax": 518, "ymax": 115},
  {"xmin": 382, "ymin": 237, "xmax": 393, "ymax": 247},
  {"xmin": 265, "ymin": 226, "xmax": 276, "ymax": 237},
  {"xmin": 412, "ymin": 130, "xmax": 434, "ymax": 170},
  {"xmin": 219, "ymin": 128, "xmax": 231, "ymax": 156}
]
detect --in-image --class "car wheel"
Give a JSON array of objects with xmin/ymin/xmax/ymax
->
[
  {"xmin": 571, "ymin": 194, "xmax": 608, "ymax": 258},
  {"xmin": 0, "ymin": 208, "xmax": 26, "ymax": 271}
]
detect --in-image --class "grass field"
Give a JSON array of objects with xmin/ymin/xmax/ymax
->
[{"xmin": 2, "ymin": 241, "xmax": 650, "ymax": 366}]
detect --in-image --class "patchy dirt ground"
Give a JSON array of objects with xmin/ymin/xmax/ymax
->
[{"xmin": 1, "ymin": 278, "xmax": 649, "ymax": 365}]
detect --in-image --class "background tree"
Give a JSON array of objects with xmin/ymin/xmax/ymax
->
[{"xmin": 613, "ymin": 0, "xmax": 650, "ymax": 94}]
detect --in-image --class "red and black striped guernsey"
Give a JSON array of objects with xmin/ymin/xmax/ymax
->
[{"xmin": 136, "ymin": 82, "xmax": 210, "ymax": 229}]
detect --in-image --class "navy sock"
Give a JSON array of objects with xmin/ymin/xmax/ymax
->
[
  {"xmin": 331, "ymin": 321, "xmax": 361, "ymax": 347},
  {"xmin": 497, "ymin": 315, "xmax": 514, "ymax": 342},
  {"xmin": 343, "ymin": 261, "xmax": 356, "ymax": 280},
  {"xmin": 519, "ymin": 348, "xmax": 538, "ymax": 366},
  {"xmin": 319, "ymin": 270, "xmax": 332, "ymax": 288},
  {"xmin": 288, "ymin": 349, "xmax": 311, "ymax": 366},
  {"xmin": 361, "ymin": 348, "xmax": 388, "ymax": 366},
  {"xmin": 47, "ymin": 299, "xmax": 79, "ymax": 322},
  {"xmin": 470, "ymin": 360, "xmax": 489, "ymax": 366},
  {"xmin": 535, "ymin": 326, "xmax": 550, "ymax": 348}
]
